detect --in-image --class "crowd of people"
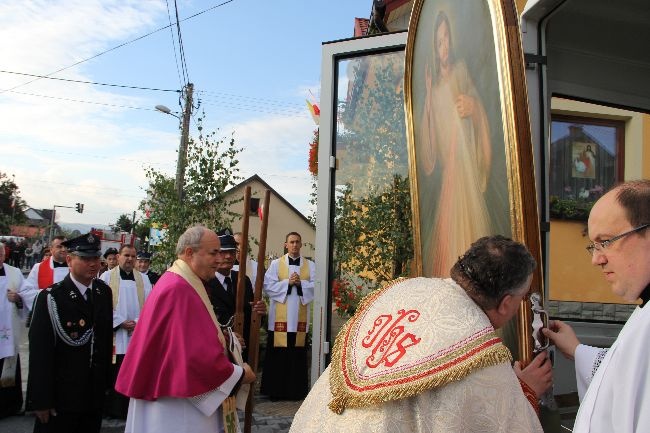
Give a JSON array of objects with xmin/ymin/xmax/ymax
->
[
  {"xmin": 0, "ymin": 227, "xmax": 315, "ymax": 433},
  {"xmin": 1, "ymin": 238, "xmax": 45, "ymax": 271},
  {"xmin": 0, "ymin": 179, "xmax": 648, "ymax": 433}
]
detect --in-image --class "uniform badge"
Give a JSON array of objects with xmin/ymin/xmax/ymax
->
[
  {"xmin": 87, "ymin": 234, "xmax": 95, "ymax": 243},
  {"xmin": 69, "ymin": 290, "xmax": 78, "ymax": 299}
]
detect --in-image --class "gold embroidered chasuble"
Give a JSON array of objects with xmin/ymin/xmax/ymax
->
[
  {"xmin": 273, "ymin": 254, "xmax": 310, "ymax": 347},
  {"xmin": 290, "ymin": 277, "xmax": 543, "ymax": 433}
]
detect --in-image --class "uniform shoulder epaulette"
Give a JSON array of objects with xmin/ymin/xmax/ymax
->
[
  {"xmin": 93, "ymin": 278, "xmax": 111, "ymax": 296},
  {"xmin": 94, "ymin": 278, "xmax": 110, "ymax": 288},
  {"xmin": 48, "ymin": 280, "xmax": 65, "ymax": 291}
]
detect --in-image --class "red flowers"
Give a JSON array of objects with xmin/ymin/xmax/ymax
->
[
  {"xmin": 308, "ymin": 128, "xmax": 319, "ymax": 176},
  {"xmin": 332, "ymin": 279, "xmax": 365, "ymax": 317}
]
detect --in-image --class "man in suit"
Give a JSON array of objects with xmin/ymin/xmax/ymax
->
[
  {"xmin": 206, "ymin": 228, "xmax": 266, "ymax": 361},
  {"xmin": 26, "ymin": 233, "xmax": 113, "ymax": 433}
]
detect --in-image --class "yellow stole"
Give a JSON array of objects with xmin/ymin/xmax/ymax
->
[
  {"xmin": 109, "ymin": 266, "xmax": 145, "ymax": 310},
  {"xmin": 109, "ymin": 266, "xmax": 145, "ymax": 364},
  {"xmin": 167, "ymin": 260, "xmax": 228, "ymax": 349},
  {"xmin": 274, "ymin": 254, "xmax": 310, "ymax": 348},
  {"xmin": 168, "ymin": 260, "xmax": 246, "ymax": 426}
]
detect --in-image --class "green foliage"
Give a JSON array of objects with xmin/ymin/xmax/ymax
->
[
  {"xmin": 0, "ymin": 172, "xmax": 27, "ymax": 233},
  {"xmin": 334, "ymin": 176, "xmax": 412, "ymax": 284},
  {"xmin": 328, "ymin": 53, "xmax": 413, "ymax": 316},
  {"xmin": 140, "ymin": 113, "xmax": 243, "ymax": 268},
  {"xmin": 133, "ymin": 220, "xmax": 151, "ymax": 244},
  {"xmin": 549, "ymin": 196, "xmax": 594, "ymax": 220},
  {"xmin": 111, "ymin": 213, "xmax": 134, "ymax": 233}
]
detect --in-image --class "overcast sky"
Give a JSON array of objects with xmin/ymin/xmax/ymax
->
[{"xmin": 0, "ymin": 0, "xmax": 370, "ymax": 226}]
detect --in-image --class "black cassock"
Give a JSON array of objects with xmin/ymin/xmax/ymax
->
[
  {"xmin": 145, "ymin": 270, "xmax": 160, "ymax": 286},
  {"xmin": 206, "ymin": 270, "xmax": 255, "ymax": 361},
  {"xmin": 27, "ymin": 275, "xmax": 113, "ymax": 433},
  {"xmin": 0, "ymin": 355, "xmax": 23, "ymax": 418}
]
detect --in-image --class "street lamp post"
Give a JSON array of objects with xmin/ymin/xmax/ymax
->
[{"xmin": 156, "ymin": 82, "xmax": 193, "ymax": 202}]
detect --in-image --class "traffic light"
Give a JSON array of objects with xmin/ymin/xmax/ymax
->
[{"xmin": 76, "ymin": 203, "xmax": 84, "ymax": 214}]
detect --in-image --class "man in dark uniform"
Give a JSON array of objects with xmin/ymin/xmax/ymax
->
[
  {"xmin": 206, "ymin": 229, "xmax": 265, "ymax": 361},
  {"xmin": 135, "ymin": 251, "xmax": 160, "ymax": 286},
  {"xmin": 26, "ymin": 233, "xmax": 113, "ymax": 433}
]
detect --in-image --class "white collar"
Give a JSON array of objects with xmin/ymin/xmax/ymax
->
[
  {"xmin": 69, "ymin": 274, "xmax": 90, "ymax": 296},
  {"xmin": 215, "ymin": 271, "xmax": 232, "ymax": 285}
]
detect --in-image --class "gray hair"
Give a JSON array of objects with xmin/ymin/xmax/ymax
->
[{"xmin": 175, "ymin": 225, "xmax": 208, "ymax": 255}]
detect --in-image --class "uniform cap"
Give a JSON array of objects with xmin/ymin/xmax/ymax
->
[
  {"xmin": 62, "ymin": 233, "xmax": 101, "ymax": 257},
  {"xmin": 217, "ymin": 228, "xmax": 237, "ymax": 251}
]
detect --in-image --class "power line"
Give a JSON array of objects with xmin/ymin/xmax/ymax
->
[
  {"xmin": 199, "ymin": 99, "xmax": 309, "ymax": 117},
  {"xmin": 173, "ymin": 0, "xmax": 191, "ymax": 86},
  {"xmin": 19, "ymin": 179, "xmax": 144, "ymax": 198},
  {"xmin": 0, "ymin": 70, "xmax": 179, "ymax": 93},
  {"xmin": 8, "ymin": 90, "xmax": 158, "ymax": 111},
  {"xmin": 196, "ymin": 91, "xmax": 306, "ymax": 110},
  {"xmin": 1, "ymin": 0, "xmax": 235, "ymax": 94},
  {"xmin": 5, "ymin": 88, "xmax": 309, "ymax": 118},
  {"xmin": 197, "ymin": 89, "xmax": 308, "ymax": 108},
  {"xmin": 6, "ymin": 145, "xmax": 175, "ymax": 168},
  {"xmin": 164, "ymin": 0, "xmax": 184, "ymax": 90}
]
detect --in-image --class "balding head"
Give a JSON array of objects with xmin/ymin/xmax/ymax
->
[{"xmin": 177, "ymin": 225, "xmax": 221, "ymax": 282}]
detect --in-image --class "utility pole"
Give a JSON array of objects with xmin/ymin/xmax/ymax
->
[
  {"xmin": 175, "ymin": 83, "xmax": 193, "ymax": 201},
  {"xmin": 48, "ymin": 207, "xmax": 56, "ymax": 242}
]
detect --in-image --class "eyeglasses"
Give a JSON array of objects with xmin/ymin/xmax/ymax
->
[{"xmin": 586, "ymin": 223, "xmax": 649, "ymax": 256}]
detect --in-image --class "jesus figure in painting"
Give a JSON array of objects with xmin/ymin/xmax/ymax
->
[{"xmin": 419, "ymin": 10, "xmax": 492, "ymax": 277}]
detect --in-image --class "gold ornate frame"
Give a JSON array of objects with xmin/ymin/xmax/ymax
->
[{"xmin": 404, "ymin": 0, "xmax": 543, "ymax": 363}]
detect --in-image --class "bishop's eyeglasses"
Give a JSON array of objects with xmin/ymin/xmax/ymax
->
[{"xmin": 586, "ymin": 223, "xmax": 649, "ymax": 256}]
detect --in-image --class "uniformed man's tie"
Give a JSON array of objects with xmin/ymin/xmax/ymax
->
[{"xmin": 224, "ymin": 276, "xmax": 232, "ymax": 295}]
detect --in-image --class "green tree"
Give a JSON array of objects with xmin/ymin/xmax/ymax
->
[
  {"xmin": 0, "ymin": 172, "xmax": 27, "ymax": 234},
  {"xmin": 140, "ymin": 112, "xmax": 242, "ymax": 268},
  {"xmin": 133, "ymin": 219, "xmax": 151, "ymax": 244},
  {"xmin": 111, "ymin": 213, "xmax": 134, "ymax": 233}
]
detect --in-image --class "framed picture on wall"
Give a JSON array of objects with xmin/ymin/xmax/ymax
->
[{"xmin": 404, "ymin": 0, "xmax": 542, "ymax": 286}]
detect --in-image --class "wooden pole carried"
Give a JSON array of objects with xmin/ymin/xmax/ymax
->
[
  {"xmin": 243, "ymin": 189, "xmax": 271, "ymax": 433},
  {"xmin": 234, "ymin": 186, "xmax": 251, "ymax": 337}
]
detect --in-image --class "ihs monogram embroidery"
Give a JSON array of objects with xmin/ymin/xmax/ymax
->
[{"xmin": 362, "ymin": 309, "xmax": 421, "ymax": 368}]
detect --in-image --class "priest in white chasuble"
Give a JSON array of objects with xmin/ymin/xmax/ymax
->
[
  {"xmin": 19, "ymin": 235, "xmax": 69, "ymax": 313},
  {"xmin": 116, "ymin": 226, "xmax": 255, "ymax": 433},
  {"xmin": 290, "ymin": 236, "xmax": 545, "ymax": 433},
  {"xmin": 543, "ymin": 179, "xmax": 650, "ymax": 433},
  {"xmin": 0, "ymin": 244, "xmax": 26, "ymax": 418},
  {"xmin": 99, "ymin": 244, "xmax": 152, "ymax": 419},
  {"xmin": 261, "ymin": 231, "xmax": 315, "ymax": 400}
]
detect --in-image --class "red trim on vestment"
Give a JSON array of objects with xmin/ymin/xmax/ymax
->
[{"xmin": 37, "ymin": 259, "xmax": 53, "ymax": 289}]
